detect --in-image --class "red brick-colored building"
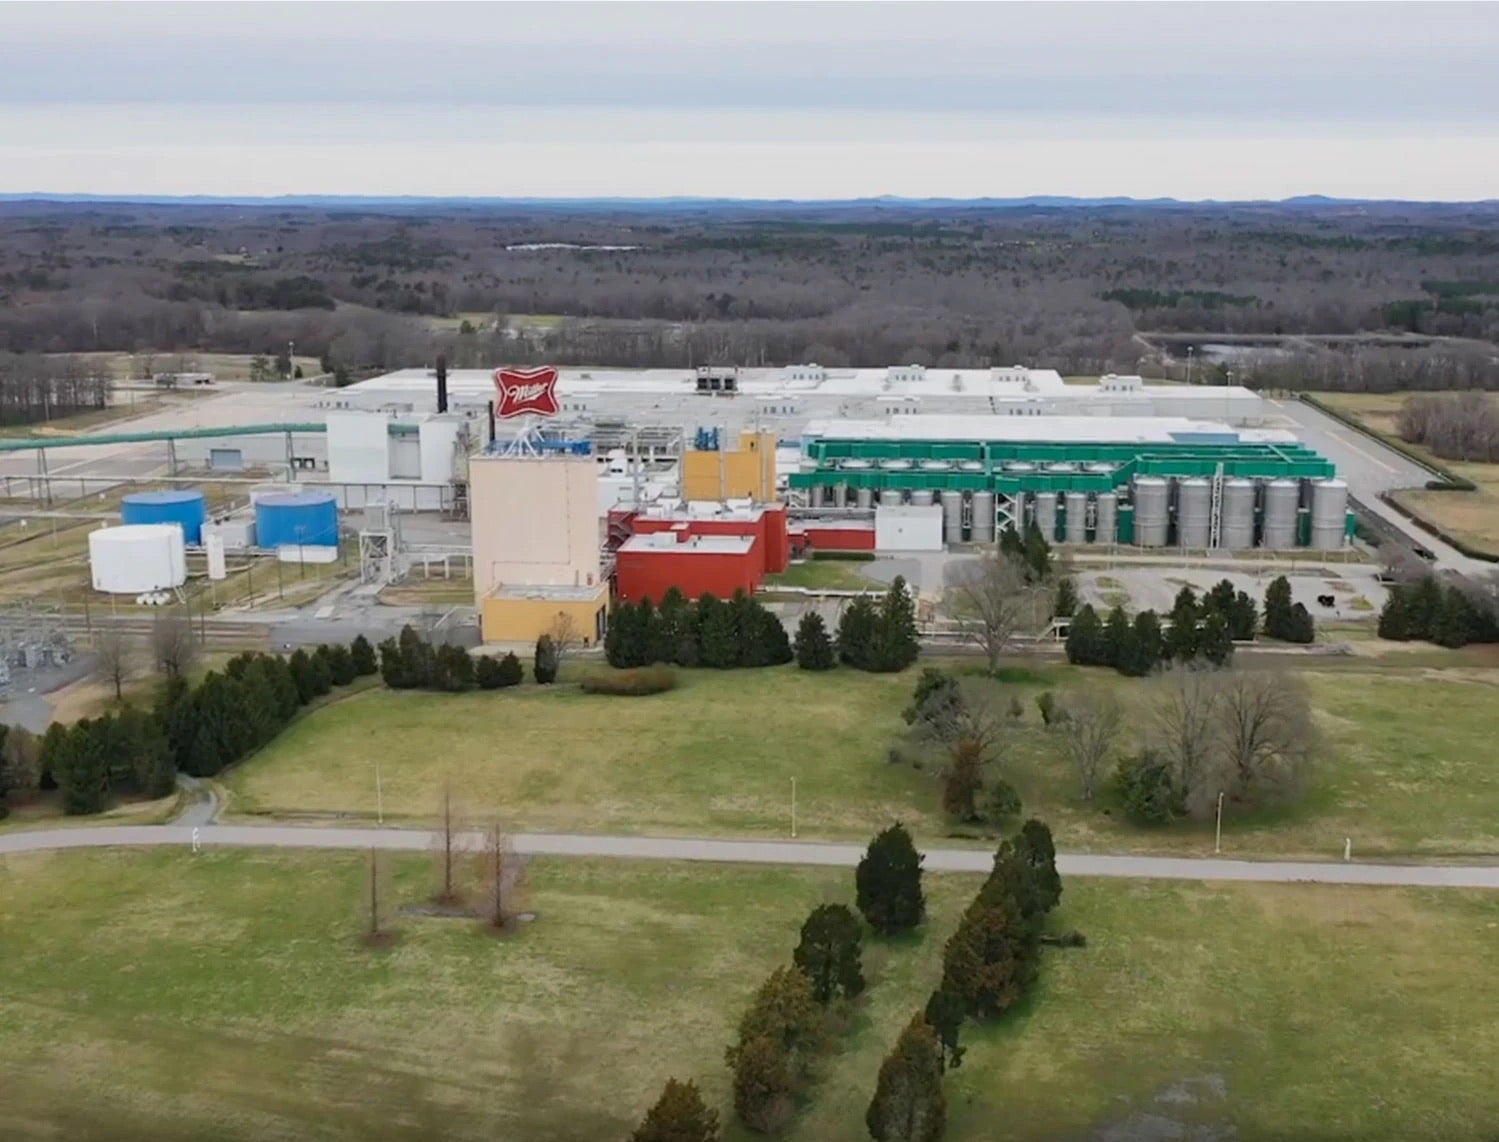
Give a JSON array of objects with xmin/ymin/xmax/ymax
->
[
  {"xmin": 616, "ymin": 531, "xmax": 761, "ymax": 603},
  {"xmin": 618, "ymin": 503, "xmax": 791, "ymax": 575},
  {"xmin": 795, "ymin": 519, "xmax": 877, "ymax": 553}
]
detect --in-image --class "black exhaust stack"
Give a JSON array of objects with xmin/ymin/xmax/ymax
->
[
  {"xmin": 435, "ymin": 354, "xmax": 449, "ymax": 414},
  {"xmin": 487, "ymin": 399, "xmax": 496, "ymax": 444}
]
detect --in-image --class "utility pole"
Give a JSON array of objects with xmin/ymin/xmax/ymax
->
[
  {"xmin": 1214, "ymin": 791, "xmax": 1224, "ymax": 854},
  {"xmin": 791, "ymin": 777, "xmax": 797, "ymax": 838}
]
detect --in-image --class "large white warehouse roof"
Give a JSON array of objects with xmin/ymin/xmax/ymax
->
[{"xmin": 801, "ymin": 416, "xmax": 1299, "ymax": 446}]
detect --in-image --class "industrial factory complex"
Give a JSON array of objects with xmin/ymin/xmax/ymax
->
[{"xmin": 0, "ymin": 359, "xmax": 1383, "ymax": 652}]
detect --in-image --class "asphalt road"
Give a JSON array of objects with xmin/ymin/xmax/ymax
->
[{"xmin": 3, "ymin": 823, "xmax": 1497, "ymax": 889}]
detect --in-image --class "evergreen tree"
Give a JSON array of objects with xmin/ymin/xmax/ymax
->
[
  {"xmin": 923, "ymin": 987, "xmax": 966, "ymax": 1072},
  {"xmin": 1283, "ymin": 602, "xmax": 1316, "ymax": 645},
  {"xmin": 119, "ymin": 705, "xmax": 175, "ymax": 798},
  {"xmin": 497, "ymin": 651, "xmax": 524, "ymax": 687},
  {"xmin": 856, "ymin": 823, "xmax": 926, "ymax": 936},
  {"xmin": 238, "ymin": 658, "xmax": 283, "ymax": 747},
  {"xmin": 1115, "ymin": 752, "xmax": 1177, "ymax": 826},
  {"xmin": 1021, "ymin": 518, "xmax": 1052, "ymax": 583},
  {"xmin": 1064, "ymin": 603, "xmax": 1103, "ymax": 666},
  {"xmin": 398, "ymin": 625, "xmax": 436, "ymax": 688},
  {"xmin": 792, "ymin": 903, "xmax": 866, "ymax": 1005},
  {"xmin": 474, "ymin": 654, "xmax": 503, "ymax": 690},
  {"xmin": 865, "ymin": 1015, "xmax": 947, "ymax": 1142},
  {"xmin": 326, "ymin": 643, "xmax": 357, "ymax": 686},
  {"xmin": 1262, "ymin": 576, "xmax": 1296, "ymax": 639},
  {"xmin": 725, "ymin": 967, "xmax": 823, "ymax": 1133},
  {"xmin": 942, "ymin": 738, "xmax": 984, "ymax": 822},
  {"xmin": 56, "ymin": 719, "xmax": 110, "ymax": 815},
  {"xmin": 1119, "ymin": 610, "xmax": 1162, "ymax": 677},
  {"xmin": 998, "ymin": 523, "xmax": 1025, "ymax": 564},
  {"xmin": 307, "ymin": 646, "xmax": 334, "ymax": 697},
  {"xmin": 435, "ymin": 644, "xmax": 475, "ymax": 691},
  {"xmin": 605, "ymin": 599, "xmax": 636, "ymax": 668},
  {"xmin": 155, "ymin": 674, "xmax": 196, "ymax": 773},
  {"xmin": 377, "ymin": 637, "xmax": 407, "ymax": 689},
  {"xmin": 1053, "ymin": 576, "xmax": 1078, "ymax": 619},
  {"xmin": 1434, "ymin": 585, "xmax": 1477, "ymax": 649},
  {"xmin": 629, "ymin": 1078, "xmax": 721, "ymax": 1142},
  {"xmin": 1198, "ymin": 610, "xmax": 1234, "ymax": 666},
  {"xmin": 349, "ymin": 634, "xmax": 378, "ymax": 676},
  {"xmin": 874, "ymin": 577, "xmax": 920, "ymax": 673},
  {"xmin": 1406, "ymin": 575, "xmax": 1443, "ymax": 640},
  {"xmin": 1101, "ymin": 604, "xmax": 1131, "ymax": 669},
  {"xmin": 902, "ymin": 668, "xmax": 963, "ymax": 736},
  {"xmin": 656, "ymin": 587, "xmax": 694, "ymax": 666},
  {"xmin": 260, "ymin": 655, "xmax": 301, "ymax": 723},
  {"xmin": 1204, "ymin": 578, "xmax": 1237, "ymax": 623},
  {"xmin": 533, "ymin": 634, "xmax": 559, "ymax": 683},
  {"xmin": 1164, "ymin": 586, "xmax": 1200, "ymax": 662},
  {"xmin": 837, "ymin": 595, "xmax": 879, "ymax": 671},
  {"xmin": 637, "ymin": 598, "xmax": 661, "ymax": 665},
  {"xmin": 1228, "ymin": 590, "xmax": 1259, "ymax": 641},
  {"xmin": 697, "ymin": 593, "xmax": 739, "ymax": 669},
  {"xmin": 1377, "ymin": 586, "xmax": 1412, "ymax": 640},
  {"xmin": 289, "ymin": 648, "xmax": 318, "ymax": 703},
  {"xmin": 1014, "ymin": 819, "xmax": 1062, "ymax": 916},
  {"xmin": 939, "ymin": 894, "xmax": 1035, "ymax": 1022},
  {"xmin": 793, "ymin": 610, "xmax": 837, "ymax": 671}
]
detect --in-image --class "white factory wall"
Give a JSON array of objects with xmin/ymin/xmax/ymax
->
[
  {"xmin": 324, "ymin": 483, "xmax": 452, "ymax": 512},
  {"xmin": 470, "ymin": 456, "xmax": 601, "ymax": 595},
  {"xmin": 327, "ymin": 410, "xmax": 393, "ymax": 483},
  {"xmin": 418, "ymin": 417, "xmax": 465, "ymax": 483},
  {"xmin": 875, "ymin": 504, "xmax": 944, "ymax": 552}
]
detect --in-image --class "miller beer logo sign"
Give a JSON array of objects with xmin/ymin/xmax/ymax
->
[{"xmin": 493, "ymin": 366, "xmax": 561, "ymax": 419}]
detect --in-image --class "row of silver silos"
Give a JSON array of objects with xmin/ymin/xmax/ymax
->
[{"xmin": 812, "ymin": 459, "xmax": 1350, "ymax": 550}]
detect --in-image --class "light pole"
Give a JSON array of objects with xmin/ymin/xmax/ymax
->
[
  {"xmin": 1214, "ymin": 791, "xmax": 1224, "ymax": 854},
  {"xmin": 375, "ymin": 758, "xmax": 384, "ymax": 826},
  {"xmin": 1186, "ymin": 345, "xmax": 1195, "ymax": 386}
]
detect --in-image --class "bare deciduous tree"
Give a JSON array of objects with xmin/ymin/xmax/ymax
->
[
  {"xmin": 548, "ymin": 611, "xmax": 584, "ymax": 658},
  {"xmin": 1214, "ymin": 671, "xmax": 1318, "ymax": 802},
  {"xmin": 1060, "ymin": 690, "xmax": 1122, "ymax": 801},
  {"xmin": 363, "ymin": 848, "xmax": 396, "ymax": 947},
  {"xmin": 150, "ymin": 609, "xmax": 197, "ymax": 680},
  {"xmin": 478, "ymin": 823, "xmax": 529, "ymax": 932},
  {"xmin": 942, "ymin": 551, "xmax": 1041, "ymax": 673},
  {"xmin": 93, "ymin": 630, "xmax": 134, "ymax": 701},
  {"xmin": 430, "ymin": 779, "xmax": 469, "ymax": 906},
  {"xmin": 1148, "ymin": 663, "xmax": 1223, "ymax": 818}
]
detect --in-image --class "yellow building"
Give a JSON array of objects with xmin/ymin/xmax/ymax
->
[
  {"xmin": 469, "ymin": 453, "xmax": 609, "ymax": 645},
  {"xmin": 681, "ymin": 430, "xmax": 777, "ymax": 502}
]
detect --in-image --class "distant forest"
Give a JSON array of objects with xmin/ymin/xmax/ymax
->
[{"xmin": 2, "ymin": 199, "xmax": 1499, "ymax": 398}]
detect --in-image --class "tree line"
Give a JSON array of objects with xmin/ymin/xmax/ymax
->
[
  {"xmin": 378, "ymin": 624, "xmax": 532, "ymax": 691},
  {"xmin": 630, "ymin": 818, "xmax": 1066, "ymax": 1142},
  {"xmin": 606, "ymin": 588, "xmax": 791, "ymax": 670},
  {"xmin": 1377, "ymin": 575, "xmax": 1499, "ymax": 648},
  {"xmin": 1396, "ymin": 392, "xmax": 1499, "ymax": 463}
]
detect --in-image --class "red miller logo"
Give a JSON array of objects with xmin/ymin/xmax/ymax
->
[{"xmin": 493, "ymin": 366, "xmax": 561, "ymax": 419}]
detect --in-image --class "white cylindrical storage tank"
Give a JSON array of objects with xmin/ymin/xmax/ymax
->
[
  {"xmin": 856, "ymin": 486, "xmax": 874, "ymax": 509},
  {"xmin": 958, "ymin": 460, "xmax": 985, "ymax": 474},
  {"xmin": 840, "ymin": 458, "xmax": 872, "ymax": 473},
  {"xmin": 919, "ymin": 459, "xmax": 951, "ymax": 473},
  {"xmin": 880, "ymin": 458, "xmax": 913, "ymax": 471},
  {"xmin": 1033, "ymin": 491, "xmax": 1058, "ymax": 541},
  {"xmin": 971, "ymin": 491, "xmax": 996, "ymax": 543},
  {"xmin": 1095, "ymin": 492, "xmax": 1117, "ymax": 544},
  {"xmin": 909, "ymin": 489, "xmax": 935, "ymax": 507},
  {"xmin": 1221, "ymin": 479, "xmax": 1256, "ymax": 550},
  {"xmin": 1085, "ymin": 462, "xmax": 1117, "ymax": 476},
  {"xmin": 1177, "ymin": 477, "xmax": 1212, "ymax": 549},
  {"xmin": 941, "ymin": 491, "xmax": 964, "ymax": 541},
  {"xmin": 1004, "ymin": 461, "xmax": 1037, "ymax": 474},
  {"xmin": 89, "ymin": 524, "xmax": 187, "ymax": 594},
  {"xmin": 1261, "ymin": 478, "xmax": 1300, "ymax": 549},
  {"xmin": 1310, "ymin": 478, "xmax": 1349, "ymax": 550},
  {"xmin": 1133, "ymin": 477, "xmax": 1169, "ymax": 547},
  {"xmin": 1045, "ymin": 461, "xmax": 1079, "ymax": 474},
  {"xmin": 1064, "ymin": 491, "xmax": 1088, "ymax": 543}
]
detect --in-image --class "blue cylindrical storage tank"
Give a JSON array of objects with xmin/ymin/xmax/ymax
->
[
  {"xmin": 254, "ymin": 491, "xmax": 339, "ymax": 549},
  {"xmin": 121, "ymin": 490, "xmax": 207, "ymax": 544}
]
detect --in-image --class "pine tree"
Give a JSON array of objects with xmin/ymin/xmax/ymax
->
[
  {"xmin": 637, "ymin": 598, "xmax": 661, "ymax": 665},
  {"xmin": 289, "ymin": 648, "xmax": 318, "ymax": 703},
  {"xmin": 56, "ymin": 719, "xmax": 110, "ymax": 815},
  {"xmin": 697, "ymin": 593, "xmax": 739, "ymax": 669},
  {"xmin": 792, "ymin": 903, "xmax": 866, "ymax": 1005},
  {"xmin": 1014, "ymin": 818, "xmax": 1062, "ymax": 915},
  {"xmin": 605, "ymin": 599, "xmax": 636, "ymax": 668},
  {"xmin": 377, "ymin": 637, "xmax": 406, "ymax": 689},
  {"xmin": 837, "ymin": 595, "xmax": 879, "ymax": 671},
  {"xmin": 1022, "ymin": 519, "xmax": 1052, "ymax": 583},
  {"xmin": 475, "ymin": 654, "xmax": 503, "ymax": 690},
  {"xmin": 1262, "ymin": 576, "xmax": 1294, "ymax": 639},
  {"xmin": 1434, "ymin": 585, "xmax": 1477, "ymax": 649},
  {"xmin": 1229, "ymin": 590, "xmax": 1259, "ymax": 641},
  {"xmin": 1064, "ymin": 603, "xmax": 1103, "ymax": 666},
  {"xmin": 940, "ymin": 895, "xmax": 1035, "ymax": 1021},
  {"xmin": 865, "ymin": 1015, "xmax": 947, "ymax": 1142},
  {"xmin": 1119, "ymin": 610, "xmax": 1162, "ymax": 677},
  {"xmin": 629, "ymin": 1078, "xmax": 721, "ymax": 1142},
  {"xmin": 533, "ymin": 634, "xmax": 559, "ymax": 683},
  {"xmin": 856, "ymin": 823, "xmax": 926, "ymax": 936},
  {"xmin": 1164, "ymin": 586, "xmax": 1200, "ymax": 662},
  {"xmin": 327, "ymin": 643, "xmax": 357, "ymax": 686},
  {"xmin": 656, "ymin": 587, "xmax": 693, "ymax": 667},
  {"xmin": 497, "ymin": 652, "xmax": 524, "ymax": 687},
  {"xmin": 923, "ymin": 987, "xmax": 966, "ymax": 1072},
  {"xmin": 793, "ymin": 611, "xmax": 836, "ymax": 671},
  {"xmin": 1101, "ymin": 604, "xmax": 1131, "ymax": 669},
  {"xmin": 398, "ymin": 625, "xmax": 436, "ymax": 687},
  {"xmin": 307, "ymin": 646, "xmax": 334, "ymax": 696},
  {"xmin": 1198, "ymin": 610, "xmax": 1234, "ymax": 666},
  {"xmin": 349, "ymin": 634, "xmax": 378, "ymax": 676},
  {"xmin": 1053, "ymin": 576, "xmax": 1078, "ymax": 619},
  {"xmin": 1377, "ymin": 586, "xmax": 1412, "ymax": 640},
  {"xmin": 875, "ymin": 577, "xmax": 920, "ymax": 673}
]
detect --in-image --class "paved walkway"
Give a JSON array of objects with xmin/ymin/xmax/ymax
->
[{"xmin": 3, "ymin": 823, "xmax": 1498, "ymax": 889}]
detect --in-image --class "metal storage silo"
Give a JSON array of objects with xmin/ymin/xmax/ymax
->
[
  {"xmin": 941, "ymin": 491, "xmax": 964, "ymax": 542},
  {"xmin": 1004, "ymin": 461, "xmax": 1037, "ymax": 474},
  {"xmin": 1045, "ymin": 461, "xmax": 1078, "ymax": 474},
  {"xmin": 254, "ymin": 491, "xmax": 339, "ymax": 549},
  {"xmin": 1033, "ymin": 491, "xmax": 1058, "ymax": 541},
  {"xmin": 958, "ymin": 460, "xmax": 986, "ymax": 474},
  {"xmin": 121, "ymin": 489, "xmax": 207, "ymax": 544},
  {"xmin": 1085, "ymin": 462, "xmax": 1117, "ymax": 476},
  {"xmin": 1176, "ymin": 478, "xmax": 1212, "ymax": 549},
  {"xmin": 1132, "ymin": 477, "xmax": 1169, "ymax": 547},
  {"xmin": 1064, "ymin": 491, "xmax": 1088, "ymax": 543},
  {"xmin": 1309, "ymin": 478, "xmax": 1349, "ymax": 550},
  {"xmin": 919, "ymin": 460, "xmax": 951, "ymax": 473},
  {"xmin": 89, "ymin": 524, "xmax": 187, "ymax": 594},
  {"xmin": 856, "ymin": 486, "xmax": 874, "ymax": 509},
  {"xmin": 1220, "ymin": 479, "xmax": 1256, "ymax": 550},
  {"xmin": 1261, "ymin": 478, "xmax": 1300, "ymax": 549},
  {"xmin": 880, "ymin": 458, "xmax": 913, "ymax": 472},
  {"xmin": 970, "ymin": 491, "xmax": 996, "ymax": 542},
  {"xmin": 909, "ymin": 489, "xmax": 935, "ymax": 507},
  {"xmin": 1094, "ymin": 492, "xmax": 1117, "ymax": 544}
]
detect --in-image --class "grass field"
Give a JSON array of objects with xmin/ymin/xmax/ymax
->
[
  {"xmin": 765, "ymin": 559, "xmax": 877, "ymax": 591},
  {"xmin": 1315, "ymin": 390, "xmax": 1499, "ymax": 552},
  {"xmin": 0, "ymin": 849, "xmax": 1495, "ymax": 1141},
  {"xmin": 223, "ymin": 663, "xmax": 1499, "ymax": 858},
  {"xmin": 46, "ymin": 350, "xmax": 324, "ymax": 383}
]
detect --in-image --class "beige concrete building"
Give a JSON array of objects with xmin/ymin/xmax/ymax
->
[{"xmin": 469, "ymin": 453, "xmax": 608, "ymax": 645}]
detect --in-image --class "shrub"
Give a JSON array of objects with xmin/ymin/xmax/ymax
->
[
  {"xmin": 533, "ymin": 634, "xmax": 559, "ymax": 684},
  {"xmin": 810, "ymin": 550, "xmax": 876, "ymax": 562},
  {"xmin": 497, "ymin": 652, "xmax": 524, "ymax": 687},
  {"xmin": 793, "ymin": 610, "xmax": 836, "ymax": 671},
  {"xmin": 982, "ymin": 778, "xmax": 1022, "ymax": 824},
  {"xmin": 349, "ymin": 634, "xmax": 378, "ymax": 676},
  {"xmin": 1035, "ymin": 690, "xmax": 1066, "ymax": 727},
  {"xmin": 579, "ymin": 666, "xmax": 679, "ymax": 696},
  {"xmin": 474, "ymin": 654, "xmax": 503, "ymax": 690},
  {"xmin": 1115, "ymin": 752, "xmax": 1177, "ymax": 826}
]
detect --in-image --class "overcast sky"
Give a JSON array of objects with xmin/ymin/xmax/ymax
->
[{"xmin": 1, "ymin": 1, "xmax": 1497, "ymax": 200}]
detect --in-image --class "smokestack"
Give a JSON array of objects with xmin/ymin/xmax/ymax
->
[
  {"xmin": 487, "ymin": 399, "xmax": 496, "ymax": 444},
  {"xmin": 435, "ymin": 354, "xmax": 448, "ymax": 414}
]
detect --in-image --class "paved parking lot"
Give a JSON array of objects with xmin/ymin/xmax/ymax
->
[{"xmin": 1078, "ymin": 564, "xmax": 1386, "ymax": 621}]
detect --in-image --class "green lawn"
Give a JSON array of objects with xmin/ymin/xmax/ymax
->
[
  {"xmin": 224, "ymin": 663, "xmax": 1499, "ymax": 859},
  {"xmin": 0, "ymin": 850, "xmax": 1495, "ymax": 1140},
  {"xmin": 765, "ymin": 559, "xmax": 877, "ymax": 591}
]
